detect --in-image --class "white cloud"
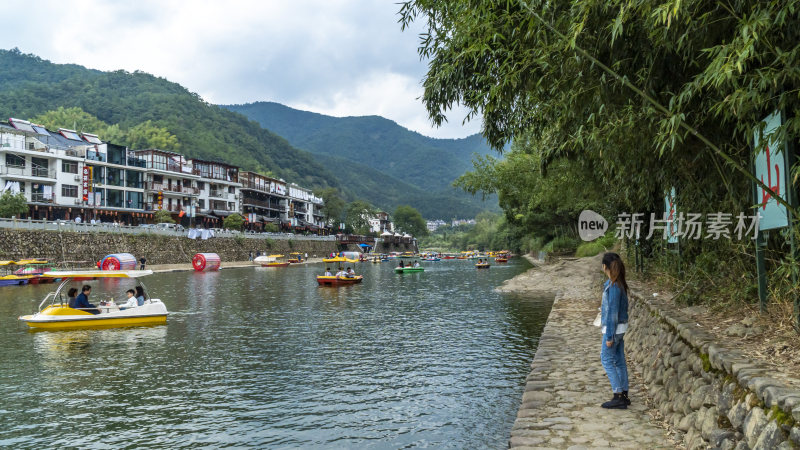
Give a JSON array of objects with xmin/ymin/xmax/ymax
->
[
  {"xmin": 291, "ymin": 71, "xmax": 482, "ymax": 139},
  {"xmin": 3, "ymin": 0, "xmax": 483, "ymax": 139}
]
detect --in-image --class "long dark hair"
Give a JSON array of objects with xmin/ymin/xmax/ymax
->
[{"xmin": 602, "ymin": 252, "xmax": 628, "ymax": 294}]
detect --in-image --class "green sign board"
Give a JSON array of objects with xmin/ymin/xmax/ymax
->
[{"xmin": 753, "ymin": 111, "xmax": 789, "ymax": 231}]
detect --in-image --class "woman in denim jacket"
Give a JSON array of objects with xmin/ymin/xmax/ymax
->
[{"xmin": 600, "ymin": 252, "xmax": 630, "ymax": 409}]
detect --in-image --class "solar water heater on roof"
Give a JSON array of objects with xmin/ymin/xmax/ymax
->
[{"xmin": 9, "ymin": 118, "xmax": 35, "ymax": 133}]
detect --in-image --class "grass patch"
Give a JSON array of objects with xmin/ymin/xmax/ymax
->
[
  {"xmin": 770, "ymin": 405, "xmax": 796, "ymax": 427},
  {"xmin": 576, "ymin": 241, "xmax": 604, "ymax": 257}
]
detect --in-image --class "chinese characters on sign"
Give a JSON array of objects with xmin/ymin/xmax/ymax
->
[
  {"xmin": 81, "ymin": 166, "xmax": 92, "ymax": 203},
  {"xmin": 753, "ymin": 111, "xmax": 788, "ymax": 230},
  {"xmin": 614, "ymin": 212, "xmax": 760, "ymax": 240}
]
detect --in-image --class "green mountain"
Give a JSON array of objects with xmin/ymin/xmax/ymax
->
[
  {"xmin": 223, "ymin": 101, "xmax": 497, "ymax": 193},
  {"xmin": 0, "ymin": 48, "xmax": 494, "ymax": 219},
  {"xmin": 314, "ymin": 152, "xmax": 491, "ymax": 218},
  {"xmin": 0, "ymin": 48, "xmax": 337, "ymax": 191}
]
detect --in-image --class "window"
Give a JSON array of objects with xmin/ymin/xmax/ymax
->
[
  {"xmin": 6, "ymin": 154, "xmax": 25, "ymax": 168},
  {"xmin": 125, "ymin": 170, "xmax": 141, "ymax": 188},
  {"xmin": 62, "ymin": 161, "xmax": 79, "ymax": 174},
  {"xmin": 61, "ymin": 185, "xmax": 78, "ymax": 198},
  {"xmin": 91, "ymin": 166, "xmax": 104, "ymax": 184},
  {"xmin": 198, "ymin": 199, "xmax": 205, "ymax": 209},
  {"xmin": 106, "ymin": 189, "xmax": 125, "ymax": 208},
  {"xmin": 228, "ymin": 186, "xmax": 235, "ymax": 194},
  {"xmin": 126, "ymin": 191, "xmax": 143, "ymax": 209},
  {"xmin": 31, "ymin": 157, "xmax": 49, "ymax": 178},
  {"xmin": 196, "ymin": 181, "xmax": 204, "ymax": 190},
  {"xmin": 107, "ymin": 168, "xmax": 123, "ymax": 186}
]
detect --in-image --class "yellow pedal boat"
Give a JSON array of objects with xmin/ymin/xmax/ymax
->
[{"xmin": 18, "ymin": 270, "xmax": 168, "ymax": 330}]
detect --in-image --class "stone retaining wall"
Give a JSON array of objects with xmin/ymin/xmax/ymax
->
[
  {"xmin": 0, "ymin": 230, "xmax": 341, "ymax": 266},
  {"xmin": 626, "ymin": 292, "xmax": 800, "ymax": 449}
]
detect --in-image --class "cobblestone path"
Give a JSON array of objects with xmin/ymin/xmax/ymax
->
[{"xmin": 510, "ymin": 294, "xmax": 674, "ymax": 449}]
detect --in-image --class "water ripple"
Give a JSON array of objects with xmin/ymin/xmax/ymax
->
[{"xmin": 0, "ymin": 260, "xmax": 551, "ymax": 448}]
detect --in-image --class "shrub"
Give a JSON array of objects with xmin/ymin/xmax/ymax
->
[
  {"xmin": 0, "ymin": 192, "xmax": 27, "ymax": 218},
  {"xmin": 223, "ymin": 213, "xmax": 244, "ymax": 231},
  {"xmin": 576, "ymin": 241, "xmax": 605, "ymax": 257},
  {"xmin": 597, "ymin": 231, "xmax": 617, "ymax": 249},
  {"xmin": 521, "ymin": 236, "xmax": 546, "ymax": 253},
  {"xmin": 153, "ymin": 209, "xmax": 175, "ymax": 224},
  {"xmin": 543, "ymin": 235, "xmax": 580, "ymax": 253}
]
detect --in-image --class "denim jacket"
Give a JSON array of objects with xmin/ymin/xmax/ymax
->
[{"xmin": 601, "ymin": 279, "xmax": 629, "ymax": 342}]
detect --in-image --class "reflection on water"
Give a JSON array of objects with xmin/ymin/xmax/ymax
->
[{"xmin": 0, "ymin": 260, "xmax": 552, "ymax": 448}]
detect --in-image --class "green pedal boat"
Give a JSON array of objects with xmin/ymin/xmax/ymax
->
[{"xmin": 394, "ymin": 267, "xmax": 424, "ymax": 273}]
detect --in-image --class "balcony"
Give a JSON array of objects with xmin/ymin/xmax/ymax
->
[
  {"xmin": 1, "ymin": 140, "xmax": 52, "ymax": 154},
  {"xmin": 241, "ymin": 197, "xmax": 283, "ymax": 210},
  {"xmin": 147, "ymin": 182, "xmax": 199, "ymax": 195},
  {"xmin": 86, "ymin": 151, "xmax": 107, "ymax": 162},
  {"xmin": 144, "ymin": 203, "xmax": 185, "ymax": 212},
  {"xmin": 30, "ymin": 193, "xmax": 54, "ymax": 203},
  {"xmin": 209, "ymin": 190, "xmax": 233, "ymax": 200},
  {"xmin": 0, "ymin": 165, "xmax": 56, "ymax": 179}
]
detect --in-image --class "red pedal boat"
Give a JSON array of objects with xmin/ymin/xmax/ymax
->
[{"xmin": 316, "ymin": 275, "xmax": 363, "ymax": 286}]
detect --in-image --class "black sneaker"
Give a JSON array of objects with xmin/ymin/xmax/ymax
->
[
  {"xmin": 601, "ymin": 393, "xmax": 628, "ymax": 409},
  {"xmin": 622, "ymin": 391, "xmax": 631, "ymax": 406}
]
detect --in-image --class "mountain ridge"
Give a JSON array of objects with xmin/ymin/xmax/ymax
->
[
  {"xmin": 0, "ymin": 48, "xmax": 495, "ymax": 219},
  {"xmin": 223, "ymin": 101, "xmax": 497, "ymax": 193}
]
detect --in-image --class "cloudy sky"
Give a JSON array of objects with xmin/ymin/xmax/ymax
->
[{"xmin": 2, "ymin": 0, "xmax": 482, "ymax": 139}]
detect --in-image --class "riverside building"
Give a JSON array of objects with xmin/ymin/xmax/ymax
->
[{"xmin": 0, "ymin": 118, "xmax": 326, "ymax": 232}]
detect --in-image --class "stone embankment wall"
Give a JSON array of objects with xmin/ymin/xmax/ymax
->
[
  {"xmin": 627, "ymin": 293, "xmax": 800, "ymax": 449},
  {"xmin": 0, "ymin": 230, "xmax": 340, "ymax": 266}
]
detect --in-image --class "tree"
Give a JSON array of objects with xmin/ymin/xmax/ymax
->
[
  {"xmin": 0, "ymin": 192, "xmax": 28, "ymax": 218},
  {"xmin": 318, "ymin": 187, "xmax": 345, "ymax": 228},
  {"xmin": 31, "ymin": 106, "xmax": 110, "ymax": 135},
  {"xmin": 223, "ymin": 213, "xmax": 245, "ymax": 231},
  {"xmin": 344, "ymin": 200, "xmax": 376, "ymax": 235},
  {"xmin": 393, "ymin": 205, "xmax": 428, "ymax": 237},
  {"xmin": 400, "ymin": 0, "xmax": 800, "ymax": 216},
  {"xmin": 400, "ymin": 0, "xmax": 800, "ymax": 316},
  {"xmin": 153, "ymin": 209, "xmax": 174, "ymax": 224},
  {"xmin": 125, "ymin": 120, "xmax": 181, "ymax": 150}
]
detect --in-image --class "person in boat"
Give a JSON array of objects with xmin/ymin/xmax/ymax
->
[
  {"xmin": 398, "ymin": 260, "xmax": 405, "ymax": 269},
  {"xmin": 345, "ymin": 267, "xmax": 355, "ymax": 278},
  {"xmin": 67, "ymin": 287, "xmax": 79, "ymax": 308},
  {"xmin": 324, "ymin": 267, "xmax": 333, "ymax": 276},
  {"xmin": 74, "ymin": 285, "xmax": 99, "ymax": 314},
  {"xmin": 135, "ymin": 286, "xmax": 146, "ymax": 306},
  {"xmin": 335, "ymin": 267, "xmax": 346, "ymax": 278},
  {"xmin": 413, "ymin": 260, "xmax": 420, "ymax": 268},
  {"xmin": 121, "ymin": 289, "xmax": 138, "ymax": 309}
]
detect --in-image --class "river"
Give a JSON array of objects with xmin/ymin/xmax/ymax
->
[{"xmin": 0, "ymin": 259, "xmax": 552, "ymax": 448}]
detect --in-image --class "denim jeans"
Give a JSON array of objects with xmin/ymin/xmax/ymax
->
[{"xmin": 601, "ymin": 333, "xmax": 629, "ymax": 393}]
